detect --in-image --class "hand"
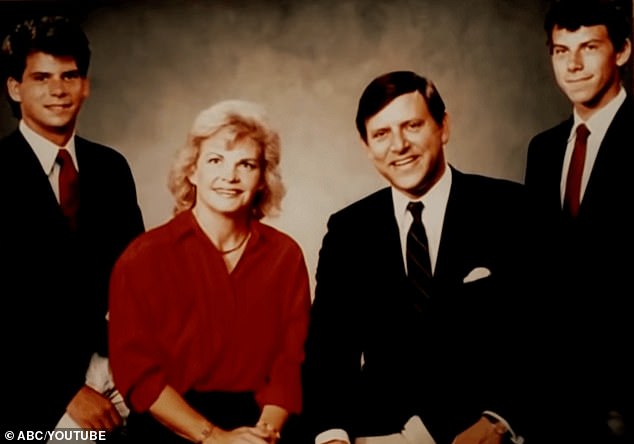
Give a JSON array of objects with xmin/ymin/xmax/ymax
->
[
  {"xmin": 66, "ymin": 385, "xmax": 123, "ymax": 432},
  {"xmin": 255, "ymin": 422, "xmax": 281, "ymax": 443},
  {"xmin": 452, "ymin": 416, "xmax": 504, "ymax": 444},
  {"xmin": 205, "ymin": 426, "xmax": 271, "ymax": 444}
]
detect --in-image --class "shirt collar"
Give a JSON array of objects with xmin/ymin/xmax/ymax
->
[
  {"xmin": 571, "ymin": 87, "xmax": 626, "ymax": 141},
  {"xmin": 19, "ymin": 120, "xmax": 77, "ymax": 175},
  {"xmin": 391, "ymin": 163, "xmax": 452, "ymax": 219},
  {"xmin": 175, "ymin": 208, "xmax": 263, "ymax": 247}
]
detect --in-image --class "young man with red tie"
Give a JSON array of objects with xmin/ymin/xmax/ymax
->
[
  {"xmin": 524, "ymin": 1, "xmax": 633, "ymax": 442},
  {"xmin": 0, "ymin": 15, "xmax": 144, "ymax": 437}
]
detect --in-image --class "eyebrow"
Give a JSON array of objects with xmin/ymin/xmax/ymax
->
[
  {"xmin": 205, "ymin": 151, "xmax": 259, "ymax": 162},
  {"xmin": 553, "ymin": 37, "xmax": 605, "ymax": 48},
  {"xmin": 27, "ymin": 69, "xmax": 82, "ymax": 77}
]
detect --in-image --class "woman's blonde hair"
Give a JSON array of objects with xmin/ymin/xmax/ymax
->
[{"xmin": 168, "ymin": 99, "xmax": 285, "ymax": 219}]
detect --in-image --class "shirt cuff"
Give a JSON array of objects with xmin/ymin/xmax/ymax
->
[
  {"xmin": 402, "ymin": 415, "xmax": 437, "ymax": 444},
  {"xmin": 482, "ymin": 410, "xmax": 524, "ymax": 444},
  {"xmin": 315, "ymin": 428, "xmax": 351, "ymax": 444}
]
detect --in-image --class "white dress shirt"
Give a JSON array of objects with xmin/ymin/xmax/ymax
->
[
  {"xmin": 392, "ymin": 166, "xmax": 452, "ymax": 274},
  {"xmin": 559, "ymin": 87, "xmax": 626, "ymax": 206},
  {"xmin": 19, "ymin": 119, "xmax": 78, "ymax": 203}
]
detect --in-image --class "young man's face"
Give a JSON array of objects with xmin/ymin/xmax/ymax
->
[
  {"xmin": 551, "ymin": 24, "xmax": 631, "ymax": 118},
  {"xmin": 7, "ymin": 51, "xmax": 89, "ymax": 144},
  {"xmin": 363, "ymin": 91, "xmax": 449, "ymax": 199}
]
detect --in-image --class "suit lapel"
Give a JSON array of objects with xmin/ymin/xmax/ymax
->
[
  {"xmin": 550, "ymin": 118, "xmax": 573, "ymax": 210},
  {"xmin": 7, "ymin": 131, "xmax": 66, "ymax": 225},
  {"xmin": 374, "ymin": 188, "xmax": 407, "ymax": 278},
  {"xmin": 434, "ymin": 167, "xmax": 462, "ymax": 282},
  {"xmin": 581, "ymin": 96, "xmax": 633, "ymax": 215}
]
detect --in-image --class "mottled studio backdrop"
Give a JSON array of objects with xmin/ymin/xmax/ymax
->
[{"xmin": 2, "ymin": 0, "xmax": 631, "ymax": 292}]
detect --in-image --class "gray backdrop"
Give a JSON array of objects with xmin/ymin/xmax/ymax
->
[{"xmin": 1, "ymin": 0, "xmax": 615, "ymax": 291}]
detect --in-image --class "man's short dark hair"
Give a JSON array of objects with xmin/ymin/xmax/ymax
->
[
  {"xmin": 544, "ymin": 0, "xmax": 632, "ymax": 53},
  {"xmin": 1, "ymin": 15, "xmax": 91, "ymax": 117},
  {"xmin": 355, "ymin": 71, "xmax": 446, "ymax": 143}
]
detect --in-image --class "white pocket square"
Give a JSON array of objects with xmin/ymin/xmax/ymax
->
[{"xmin": 463, "ymin": 267, "xmax": 491, "ymax": 283}]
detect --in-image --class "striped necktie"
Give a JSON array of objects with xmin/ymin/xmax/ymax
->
[{"xmin": 406, "ymin": 201, "xmax": 432, "ymax": 301}]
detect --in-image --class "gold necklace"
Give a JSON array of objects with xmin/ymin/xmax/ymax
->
[{"xmin": 218, "ymin": 231, "xmax": 250, "ymax": 255}]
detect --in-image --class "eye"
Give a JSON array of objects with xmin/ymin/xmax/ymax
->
[
  {"xmin": 407, "ymin": 120, "xmax": 423, "ymax": 130},
  {"xmin": 372, "ymin": 129, "xmax": 389, "ymax": 140},
  {"xmin": 62, "ymin": 71, "xmax": 81, "ymax": 80},
  {"xmin": 207, "ymin": 157, "xmax": 221, "ymax": 164},
  {"xmin": 552, "ymin": 46, "xmax": 567, "ymax": 55},
  {"xmin": 32, "ymin": 74, "xmax": 48, "ymax": 82},
  {"xmin": 238, "ymin": 160, "xmax": 258, "ymax": 171}
]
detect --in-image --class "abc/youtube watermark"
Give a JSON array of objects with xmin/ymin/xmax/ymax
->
[{"xmin": 4, "ymin": 429, "xmax": 107, "ymax": 441}]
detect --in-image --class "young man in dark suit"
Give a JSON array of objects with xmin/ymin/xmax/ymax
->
[
  {"xmin": 524, "ymin": 1, "xmax": 633, "ymax": 443},
  {"xmin": 303, "ymin": 71, "xmax": 530, "ymax": 444},
  {"xmin": 0, "ymin": 15, "xmax": 144, "ymax": 436}
]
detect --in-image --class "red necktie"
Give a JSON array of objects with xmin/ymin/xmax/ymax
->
[
  {"xmin": 56, "ymin": 149, "xmax": 79, "ymax": 229},
  {"xmin": 563, "ymin": 124, "xmax": 590, "ymax": 218}
]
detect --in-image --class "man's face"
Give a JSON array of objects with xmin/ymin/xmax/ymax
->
[
  {"xmin": 551, "ymin": 25, "xmax": 631, "ymax": 118},
  {"xmin": 7, "ymin": 51, "xmax": 89, "ymax": 144},
  {"xmin": 363, "ymin": 91, "xmax": 449, "ymax": 199}
]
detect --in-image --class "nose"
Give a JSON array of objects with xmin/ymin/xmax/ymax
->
[
  {"xmin": 48, "ymin": 77, "xmax": 67, "ymax": 96},
  {"xmin": 220, "ymin": 163, "xmax": 238, "ymax": 183},
  {"xmin": 390, "ymin": 129, "xmax": 410, "ymax": 153},
  {"xmin": 567, "ymin": 50, "xmax": 583, "ymax": 71}
]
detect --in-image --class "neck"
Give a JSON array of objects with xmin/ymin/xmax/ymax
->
[
  {"xmin": 192, "ymin": 206, "xmax": 251, "ymax": 251},
  {"xmin": 575, "ymin": 81, "xmax": 621, "ymax": 121},
  {"xmin": 23, "ymin": 118, "xmax": 75, "ymax": 146}
]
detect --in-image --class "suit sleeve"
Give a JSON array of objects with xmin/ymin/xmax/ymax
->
[{"xmin": 303, "ymin": 214, "xmax": 363, "ymax": 440}]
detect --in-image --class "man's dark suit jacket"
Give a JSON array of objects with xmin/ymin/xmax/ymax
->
[
  {"xmin": 524, "ymin": 95, "xmax": 634, "ymax": 443},
  {"xmin": 303, "ymin": 167, "xmax": 530, "ymax": 444},
  {"xmin": 0, "ymin": 130, "xmax": 145, "ymax": 431}
]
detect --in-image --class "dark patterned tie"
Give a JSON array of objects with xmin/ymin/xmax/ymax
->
[
  {"xmin": 406, "ymin": 201, "xmax": 432, "ymax": 301},
  {"xmin": 563, "ymin": 124, "xmax": 590, "ymax": 218},
  {"xmin": 56, "ymin": 149, "xmax": 79, "ymax": 229}
]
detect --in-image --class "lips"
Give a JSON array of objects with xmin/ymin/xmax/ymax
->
[
  {"xmin": 391, "ymin": 156, "xmax": 419, "ymax": 167},
  {"xmin": 45, "ymin": 104, "xmax": 72, "ymax": 111},
  {"xmin": 213, "ymin": 188, "xmax": 242, "ymax": 197},
  {"xmin": 566, "ymin": 76, "xmax": 592, "ymax": 83}
]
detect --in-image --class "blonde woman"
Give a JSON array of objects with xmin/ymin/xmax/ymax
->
[{"xmin": 109, "ymin": 100, "xmax": 311, "ymax": 444}]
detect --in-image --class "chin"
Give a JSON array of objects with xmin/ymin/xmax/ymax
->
[{"xmin": 565, "ymin": 88, "xmax": 599, "ymax": 105}]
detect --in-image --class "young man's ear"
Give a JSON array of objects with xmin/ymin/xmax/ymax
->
[
  {"xmin": 616, "ymin": 38, "xmax": 632, "ymax": 68},
  {"xmin": 83, "ymin": 77, "xmax": 91, "ymax": 98},
  {"xmin": 6, "ymin": 77, "xmax": 22, "ymax": 103}
]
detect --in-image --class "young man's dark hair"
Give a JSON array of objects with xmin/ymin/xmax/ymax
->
[
  {"xmin": 544, "ymin": 0, "xmax": 632, "ymax": 53},
  {"xmin": 1, "ymin": 15, "xmax": 90, "ymax": 117}
]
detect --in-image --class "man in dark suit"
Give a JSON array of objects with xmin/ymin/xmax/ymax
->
[
  {"xmin": 524, "ymin": 1, "xmax": 633, "ymax": 443},
  {"xmin": 0, "ymin": 15, "xmax": 144, "ymax": 435},
  {"xmin": 303, "ymin": 71, "xmax": 530, "ymax": 444}
]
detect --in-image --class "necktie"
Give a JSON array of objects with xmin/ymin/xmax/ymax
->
[
  {"xmin": 406, "ymin": 201, "xmax": 432, "ymax": 301},
  {"xmin": 563, "ymin": 124, "xmax": 590, "ymax": 218},
  {"xmin": 57, "ymin": 149, "xmax": 80, "ymax": 229}
]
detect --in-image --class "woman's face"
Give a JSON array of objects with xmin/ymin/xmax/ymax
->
[{"xmin": 189, "ymin": 129, "xmax": 263, "ymax": 218}]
